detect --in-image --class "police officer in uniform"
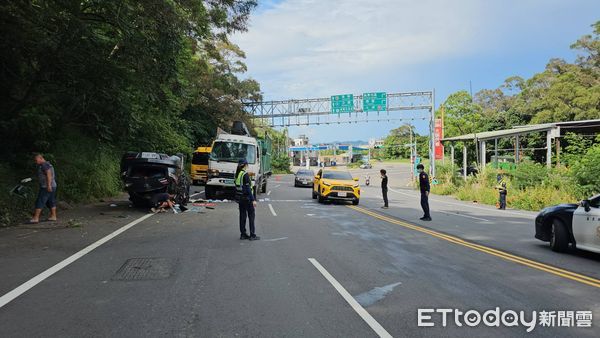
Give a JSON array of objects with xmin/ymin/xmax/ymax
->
[
  {"xmin": 496, "ymin": 174, "xmax": 507, "ymax": 210},
  {"xmin": 380, "ymin": 169, "xmax": 389, "ymax": 209},
  {"xmin": 235, "ymin": 159, "xmax": 260, "ymax": 240},
  {"xmin": 417, "ymin": 164, "xmax": 431, "ymax": 221}
]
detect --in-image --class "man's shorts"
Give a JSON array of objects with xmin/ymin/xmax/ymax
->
[{"xmin": 35, "ymin": 188, "xmax": 57, "ymax": 209}]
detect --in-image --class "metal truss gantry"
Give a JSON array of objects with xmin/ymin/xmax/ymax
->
[{"xmin": 243, "ymin": 90, "xmax": 437, "ymax": 176}]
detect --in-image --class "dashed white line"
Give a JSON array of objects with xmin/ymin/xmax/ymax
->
[
  {"xmin": 308, "ymin": 258, "xmax": 392, "ymax": 338},
  {"xmin": 437, "ymin": 210, "xmax": 490, "ymax": 222},
  {"xmin": 0, "ymin": 213, "xmax": 154, "ymax": 309},
  {"xmin": 268, "ymin": 203, "xmax": 277, "ymax": 216},
  {"xmin": 263, "ymin": 237, "xmax": 288, "ymax": 242},
  {"xmin": 190, "ymin": 190, "xmax": 205, "ymax": 198},
  {"xmin": 267, "ymin": 190, "xmax": 272, "ymax": 196}
]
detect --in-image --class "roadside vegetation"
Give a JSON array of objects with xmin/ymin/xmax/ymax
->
[
  {"xmin": 383, "ymin": 22, "xmax": 600, "ymax": 211},
  {"xmin": 0, "ymin": 1, "xmax": 260, "ymax": 226}
]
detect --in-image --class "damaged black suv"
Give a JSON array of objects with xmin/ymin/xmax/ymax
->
[{"xmin": 120, "ymin": 152, "xmax": 190, "ymax": 207}]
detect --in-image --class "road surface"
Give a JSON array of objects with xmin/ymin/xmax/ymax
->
[{"xmin": 0, "ymin": 166, "xmax": 598, "ymax": 337}]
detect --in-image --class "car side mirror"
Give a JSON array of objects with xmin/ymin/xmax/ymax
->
[
  {"xmin": 581, "ymin": 199, "xmax": 591, "ymax": 212},
  {"xmin": 353, "ymin": 177, "xmax": 359, "ymax": 182},
  {"xmin": 314, "ymin": 175, "xmax": 319, "ymax": 180}
]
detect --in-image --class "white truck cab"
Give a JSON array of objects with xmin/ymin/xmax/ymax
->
[{"xmin": 204, "ymin": 122, "xmax": 271, "ymax": 200}]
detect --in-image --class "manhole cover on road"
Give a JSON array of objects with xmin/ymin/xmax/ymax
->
[{"xmin": 112, "ymin": 257, "xmax": 175, "ymax": 281}]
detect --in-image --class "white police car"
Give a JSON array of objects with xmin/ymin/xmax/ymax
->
[{"xmin": 535, "ymin": 194, "xmax": 600, "ymax": 253}]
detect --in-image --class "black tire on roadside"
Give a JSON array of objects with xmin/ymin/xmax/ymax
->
[
  {"xmin": 550, "ymin": 218, "xmax": 569, "ymax": 253},
  {"xmin": 205, "ymin": 186, "xmax": 216, "ymax": 200},
  {"xmin": 261, "ymin": 179, "xmax": 267, "ymax": 193}
]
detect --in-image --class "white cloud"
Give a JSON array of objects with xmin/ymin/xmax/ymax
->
[{"xmin": 232, "ymin": 0, "xmax": 486, "ymax": 99}]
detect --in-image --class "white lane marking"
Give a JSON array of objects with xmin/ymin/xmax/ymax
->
[
  {"xmin": 388, "ymin": 187, "xmax": 534, "ymax": 218},
  {"xmin": 274, "ymin": 184, "xmax": 281, "ymax": 188},
  {"xmin": 263, "ymin": 237, "xmax": 288, "ymax": 242},
  {"xmin": 437, "ymin": 210, "xmax": 491, "ymax": 223},
  {"xmin": 308, "ymin": 258, "xmax": 392, "ymax": 338},
  {"xmin": 268, "ymin": 203, "xmax": 277, "ymax": 216},
  {"xmin": 267, "ymin": 190, "xmax": 272, "ymax": 196},
  {"xmin": 190, "ymin": 190, "xmax": 205, "ymax": 198},
  {"xmin": 0, "ymin": 213, "xmax": 154, "ymax": 309}
]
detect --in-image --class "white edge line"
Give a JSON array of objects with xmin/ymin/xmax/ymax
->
[
  {"xmin": 190, "ymin": 190, "xmax": 205, "ymax": 198},
  {"xmin": 268, "ymin": 203, "xmax": 277, "ymax": 216},
  {"xmin": 0, "ymin": 213, "xmax": 154, "ymax": 308},
  {"xmin": 388, "ymin": 187, "xmax": 533, "ymax": 218},
  {"xmin": 307, "ymin": 258, "xmax": 393, "ymax": 338}
]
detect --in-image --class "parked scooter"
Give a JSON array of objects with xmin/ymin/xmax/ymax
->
[
  {"xmin": 365, "ymin": 175, "xmax": 370, "ymax": 186},
  {"xmin": 10, "ymin": 178, "xmax": 33, "ymax": 198}
]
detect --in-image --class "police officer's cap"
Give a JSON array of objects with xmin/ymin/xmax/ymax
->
[
  {"xmin": 416, "ymin": 164, "xmax": 424, "ymax": 170},
  {"xmin": 238, "ymin": 158, "xmax": 248, "ymax": 165}
]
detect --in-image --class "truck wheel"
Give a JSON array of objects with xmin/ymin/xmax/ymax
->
[
  {"xmin": 261, "ymin": 179, "xmax": 267, "ymax": 193},
  {"xmin": 550, "ymin": 219, "xmax": 569, "ymax": 253},
  {"xmin": 205, "ymin": 186, "xmax": 216, "ymax": 200}
]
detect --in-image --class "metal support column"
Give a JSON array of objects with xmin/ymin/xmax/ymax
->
[
  {"xmin": 480, "ymin": 140, "xmax": 486, "ymax": 172},
  {"xmin": 515, "ymin": 135, "xmax": 520, "ymax": 163},
  {"xmin": 450, "ymin": 144, "xmax": 455, "ymax": 174},
  {"xmin": 429, "ymin": 89, "xmax": 436, "ymax": 178},
  {"xmin": 494, "ymin": 138, "xmax": 498, "ymax": 169},
  {"xmin": 463, "ymin": 144, "xmax": 467, "ymax": 181},
  {"xmin": 546, "ymin": 131, "xmax": 552, "ymax": 168}
]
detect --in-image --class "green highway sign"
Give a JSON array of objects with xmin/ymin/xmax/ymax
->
[
  {"xmin": 362, "ymin": 92, "xmax": 387, "ymax": 112},
  {"xmin": 331, "ymin": 94, "xmax": 354, "ymax": 113}
]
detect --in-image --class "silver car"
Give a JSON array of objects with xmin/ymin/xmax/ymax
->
[{"xmin": 294, "ymin": 169, "xmax": 315, "ymax": 187}]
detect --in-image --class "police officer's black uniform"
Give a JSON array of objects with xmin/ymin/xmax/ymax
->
[
  {"xmin": 417, "ymin": 165, "xmax": 431, "ymax": 221},
  {"xmin": 235, "ymin": 160, "xmax": 259, "ymax": 240},
  {"xmin": 381, "ymin": 172, "xmax": 389, "ymax": 208}
]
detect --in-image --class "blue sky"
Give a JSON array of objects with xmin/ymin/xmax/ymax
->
[{"xmin": 232, "ymin": 0, "xmax": 600, "ymax": 143}]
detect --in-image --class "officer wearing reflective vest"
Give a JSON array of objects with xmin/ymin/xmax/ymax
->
[
  {"xmin": 496, "ymin": 173, "xmax": 507, "ymax": 210},
  {"xmin": 235, "ymin": 158, "xmax": 260, "ymax": 240}
]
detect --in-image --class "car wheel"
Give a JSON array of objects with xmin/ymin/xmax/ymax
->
[
  {"xmin": 205, "ymin": 186, "xmax": 216, "ymax": 200},
  {"xmin": 550, "ymin": 219, "xmax": 569, "ymax": 253},
  {"xmin": 352, "ymin": 199, "xmax": 359, "ymax": 205},
  {"xmin": 312, "ymin": 190, "xmax": 317, "ymax": 199},
  {"xmin": 318, "ymin": 193, "xmax": 325, "ymax": 203}
]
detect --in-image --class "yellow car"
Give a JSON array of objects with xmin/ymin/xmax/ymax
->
[{"xmin": 312, "ymin": 169, "xmax": 360, "ymax": 205}]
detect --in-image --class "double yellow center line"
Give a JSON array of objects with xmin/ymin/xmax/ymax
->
[{"xmin": 347, "ymin": 205, "xmax": 600, "ymax": 289}]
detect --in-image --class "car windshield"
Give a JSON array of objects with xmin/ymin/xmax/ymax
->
[
  {"xmin": 322, "ymin": 171, "xmax": 353, "ymax": 180},
  {"xmin": 192, "ymin": 152, "xmax": 210, "ymax": 165},
  {"xmin": 297, "ymin": 170, "xmax": 314, "ymax": 176},
  {"xmin": 210, "ymin": 142, "xmax": 256, "ymax": 164}
]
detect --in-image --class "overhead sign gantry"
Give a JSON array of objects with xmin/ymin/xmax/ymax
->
[{"xmin": 243, "ymin": 90, "xmax": 438, "ymax": 176}]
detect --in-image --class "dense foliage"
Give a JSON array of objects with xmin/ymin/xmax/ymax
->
[
  {"xmin": 440, "ymin": 21, "xmax": 600, "ymax": 165},
  {"xmin": 0, "ymin": 0, "xmax": 260, "ymax": 225}
]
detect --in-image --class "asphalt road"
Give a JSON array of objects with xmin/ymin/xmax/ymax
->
[{"xmin": 0, "ymin": 167, "xmax": 599, "ymax": 337}]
